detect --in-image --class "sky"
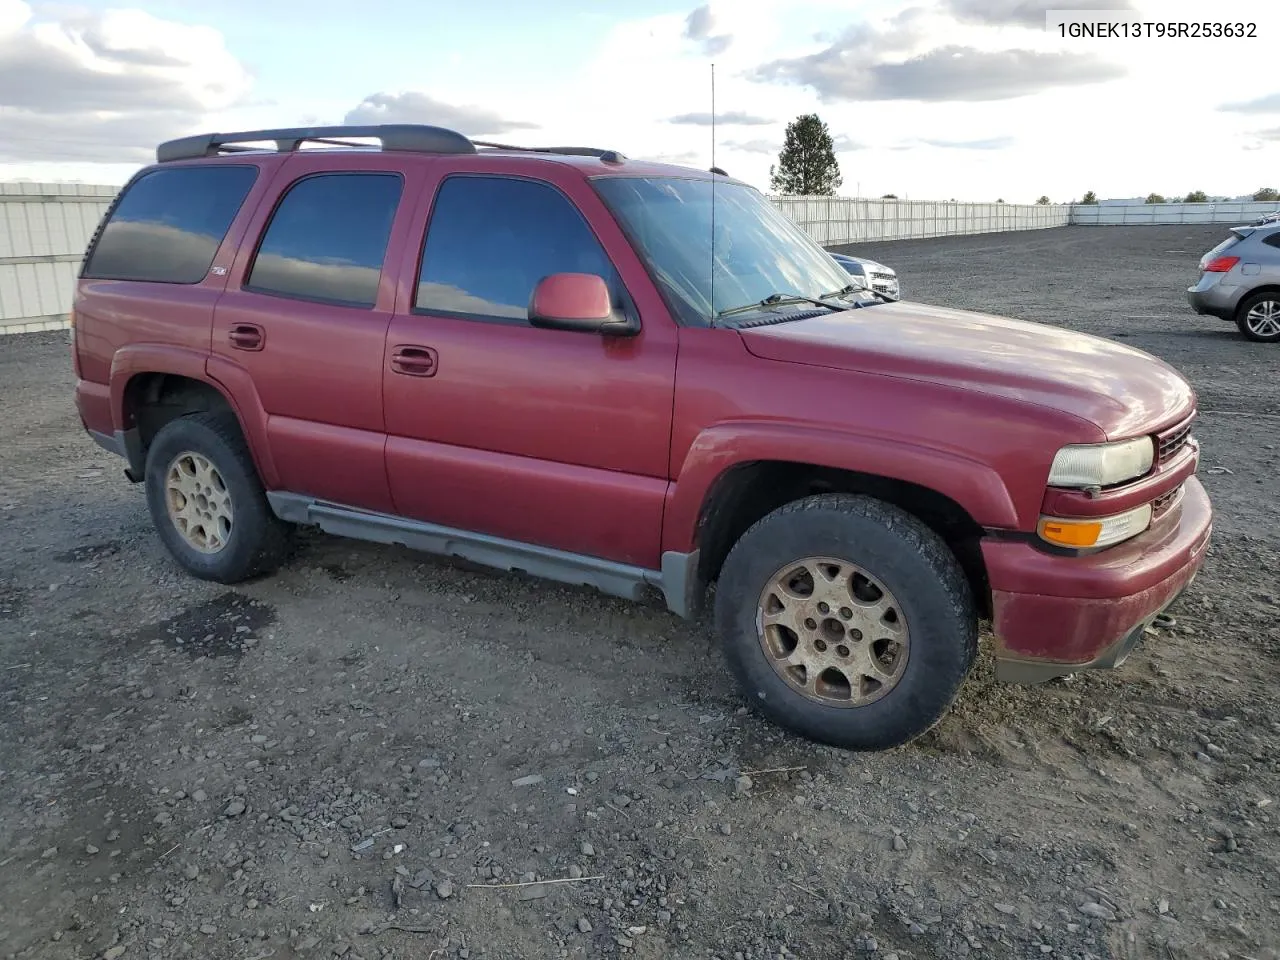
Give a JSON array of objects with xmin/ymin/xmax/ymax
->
[{"xmin": 1, "ymin": 0, "xmax": 1278, "ymax": 202}]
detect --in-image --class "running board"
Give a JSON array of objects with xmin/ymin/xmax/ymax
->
[{"xmin": 266, "ymin": 492, "xmax": 700, "ymax": 617}]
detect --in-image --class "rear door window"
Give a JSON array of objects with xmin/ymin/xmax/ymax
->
[
  {"xmin": 82, "ymin": 166, "xmax": 259, "ymax": 283},
  {"xmin": 246, "ymin": 173, "xmax": 403, "ymax": 308}
]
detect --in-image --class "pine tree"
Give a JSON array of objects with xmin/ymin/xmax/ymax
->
[{"xmin": 769, "ymin": 114, "xmax": 842, "ymax": 196}]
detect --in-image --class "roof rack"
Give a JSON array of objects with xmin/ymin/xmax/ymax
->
[
  {"xmin": 157, "ymin": 124, "xmax": 477, "ymax": 163},
  {"xmin": 473, "ymin": 142, "xmax": 626, "ymax": 164},
  {"xmin": 156, "ymin": 124, "xmax": 626, "ymax": 165}
]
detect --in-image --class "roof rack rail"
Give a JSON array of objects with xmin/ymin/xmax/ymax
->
[
  {"xmin": 156, "ymin": 124, "xmax": 478, "ymax": 163},
  {"xmin": 473, "ymin": 141, "xmax": 626, "ymax": 164}
]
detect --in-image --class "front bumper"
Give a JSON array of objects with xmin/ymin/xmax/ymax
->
[{"xmin": 983, "ymin": 476, "xmax": 1213, "ymax": 684}]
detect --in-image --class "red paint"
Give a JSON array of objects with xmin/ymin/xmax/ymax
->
[
  {"xmin": 530, "ymin": 273, "xmax": 613, "ymax": 322},
  {"xmin": 988, "ymin": 478, "xmax": 1212, "ymax": 663},
  {"xmin": 73, "ymin": 146, "xmax": 1214, "ymax": 673}
]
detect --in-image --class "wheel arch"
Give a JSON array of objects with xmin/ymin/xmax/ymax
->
[
  {"xmin": 689, "ymin": 459, "xmax": 992, "ymax": 621},
  {"xmin": 111, "ymin": 350, "xmax": 275, "ymax": 486}
]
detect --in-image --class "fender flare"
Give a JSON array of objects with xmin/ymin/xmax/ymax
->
[
  {"xmin": 108, "ymin": 345, "xmax": 279, "ymax": 488},
  {"xmin": 661, "ymin": 420, "xmax": 1021, "ymax": 555}
]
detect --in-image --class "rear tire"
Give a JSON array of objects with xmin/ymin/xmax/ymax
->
[
  {"xmin": 144, "ymin": 411, "xmax": 292, "ymax": 583},
  {"xmin": 714, "ymin": 494, "xmax": 976, "ymax": 751},
  {"xmin": 1235, "ymin": 291, "xmax": 1280, "ymax": 343}
]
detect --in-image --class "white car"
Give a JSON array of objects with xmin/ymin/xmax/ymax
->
[{"xmin": 829, "ymin": 252, "xmax": 900, "ymax": 301}]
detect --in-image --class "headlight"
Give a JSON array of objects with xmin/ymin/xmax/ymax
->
[
  {"xmin": 1047, "ymin": 437, "xmax": 1154, "ymax": 488},
  {"xmin": 1038, "ymin": 503, "xmax": 1152, "ymax": 549}
]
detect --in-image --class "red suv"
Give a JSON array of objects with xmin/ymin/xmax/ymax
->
[{"xmin": 71, "ymin": 125, "xmax": 1213, "ymax": 750}]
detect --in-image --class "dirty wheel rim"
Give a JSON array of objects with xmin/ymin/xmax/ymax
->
[
  {"xmin": 1245, "ymin": 300, "xmax": 1280, "ymax": 338},
  {"xmin": 164, "ymin": 452, "xmax": 233, "ymax": 554},
  {"xmin": 755, "ymin": 557, "xmax": 909, "ymax": 707}
]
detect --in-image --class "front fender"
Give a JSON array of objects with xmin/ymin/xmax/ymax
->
[{"xmin": 661, "ymin": 420, "xmax": 1020, "ymax": 554}]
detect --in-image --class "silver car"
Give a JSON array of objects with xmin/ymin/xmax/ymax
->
[
  {"xmin": 830, "ymin": 252, "xmax": 900, "ymax": 301},
  {"xmin": 1186, "ymin": 215, "xmax": 1280, "ymax": 342}
]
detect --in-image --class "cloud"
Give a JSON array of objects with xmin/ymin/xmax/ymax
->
[
  {"xmin": 943, "ymin": 0, "xmax": 1133, "ymax": 29},
  {"xmin": 343, "ymin": 92, "xmax": 538, "ymax": 137},
  {"xmin": 723, "ymin": 130, "xmax": 865, "ymax": 154},
  {"xmin": 723, "ymin": 132, "xmax": 864, "ymax": 155},
  {"xmin": 669, "ymin": 110, "xmax": 774, "ymax": 126},
  {"xmin": 683, "ymin": 3, "xmax": 733, "ymax": 56},
  {"xmin": 638, "ymin": 149, "xmax": 703, "ymax": 165},
  {"xmin": 1254, "ymin": 127, "xmax": 1280, "ymax": 141},
  {"xmin": 722, "ymin": 138, "xmax": 777, "ymax": 154},
  {"xmin": 1220, "ymin": 92, "xmax": 1280, "ymax": 114},
  {"xmin": 916, "ymin": 135, "xmax": 1015, "ymax": 149},
  {"xmin": 750, "ymin": 21, "xmax": 1125, "ymax": 102},
  {"xmin": 0, "ymin": 2, "xmax": 251, "ymax": 162}
]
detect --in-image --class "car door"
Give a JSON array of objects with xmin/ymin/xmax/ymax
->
[
  {"xmin": 382, "ymin": 164, "xmax": 679, "ymax": 569},
  {"xmin": 212, "ymin": 155, "xmax": 421, "ymax": 513}
]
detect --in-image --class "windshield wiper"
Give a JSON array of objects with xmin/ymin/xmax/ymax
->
[
  {"xmin": 716, "ymin": 292, "xmax": 849, "ymax": 319},
  {"xmin": 820, "ymin": 283, "xmax": 859, "ymax": 299}
]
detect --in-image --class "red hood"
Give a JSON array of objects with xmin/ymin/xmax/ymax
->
[{"xmin": 737, "ymin": 300, "xmax": 1195, "ymax": 439}]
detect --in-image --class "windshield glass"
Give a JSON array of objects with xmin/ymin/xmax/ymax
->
[{"xmin": 592, "ymin": 176, "xmax": 857, "ymax": 323}]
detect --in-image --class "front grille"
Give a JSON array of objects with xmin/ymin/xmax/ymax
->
[
  {"xmin": 870, "ymin": 272, "xmax": 895, "ymax": 282},
  {"xmin": 1156, "ymin": 416, "xmax": 1194, "ymax": 465},
  {"xmin": 1151, "ymin": 485, "xmax": 1183, "ymax": 521}
]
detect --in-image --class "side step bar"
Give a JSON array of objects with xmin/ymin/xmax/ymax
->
[{"xmin": 266, "ymin": 492, "xmax": 701, "ymax": 618}]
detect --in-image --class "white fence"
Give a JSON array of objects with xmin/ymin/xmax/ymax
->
[
  {"xmin": 772, "ymin": 196, "xmax": 1070, "ymax": 244},
  {"xmin": 1070, "ymin": 200, "xmax": 1280, "ymax": 225},
  {"xmin": 2, "ymin": 181, "xmax": 1278, "ymax": 335},
  {"xmin": 0, "ymin": 182, "xmax": 117, "ymax": 335}
]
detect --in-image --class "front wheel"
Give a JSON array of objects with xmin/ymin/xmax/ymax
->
[
  {"xmin": 143, "ymin": 411, "xmax": 293, "ymax": 583},
  {"xmin": 714, "ymin": 494, "xmax": 976, "ymax": 751},
  {"xmin": 1236, "ymin": 291, "xmax": 1280, "ymax": 343}
]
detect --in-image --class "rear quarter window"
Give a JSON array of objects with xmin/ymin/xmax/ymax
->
[
  {"xmin": 1264, "ymin": 232, "xmax": 1280, "ymax": 249},
  {"xmin": 82, "ymin": 165, "xmax": 259, "ymax": 284}
]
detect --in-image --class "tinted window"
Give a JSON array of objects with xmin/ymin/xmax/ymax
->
[
  {"xmin": 247, "ymin": 173, "xmax": 403, "ymax": 308},
  {"xmin": 82, "ymin": 166, "xmax": 258, "ymax": 283},
  {"xmin": 1264, "ymin": 232, "xmax": 1280, "ymax": 249},
  {"xmin": 416, "ymin": 176, "xmax": 614, "ymax": 321}
]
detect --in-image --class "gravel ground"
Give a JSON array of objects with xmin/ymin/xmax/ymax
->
[{"xmin": 1, "ymin": 224, "xmax": 1277, "ymax": 960}]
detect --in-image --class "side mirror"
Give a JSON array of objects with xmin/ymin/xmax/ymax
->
[{"xmin": 528, "ymin": 273, "xmax": 639, "ymax": 336}]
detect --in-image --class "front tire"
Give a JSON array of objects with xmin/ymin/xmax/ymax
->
[
  {"xmin": 714, "ymin": 494, "xmax": 976, "ymax": 751},
  {"xmin": 144, "ymin": 411, "xmax": 292, "ymax": 583},
  {"xmin": 1235, "ymin": 291, "xmax": 1280, "ymax": 343}
]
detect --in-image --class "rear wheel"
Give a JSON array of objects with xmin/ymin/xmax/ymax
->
[
  {"xmin": 144, "ymin": 412, "xmax": 292, "ymax": 583},
  {"xmin": 1235, "ymin": 291, "xmax": 1280, "ymax": 343},
  {"xmin": 714, "ymin": 494, "xmax": 976, "ymax": 751}
]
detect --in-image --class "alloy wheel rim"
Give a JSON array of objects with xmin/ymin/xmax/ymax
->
[
  {"xmin": 755, "ymin": 557, "xmax": 910, "ymax": 707},
  {"xmin": 1246, "ymin": 300, "xmax": 1280, "ymax": 337},
  {"xmin": 164, "ymin": 452, "xmax": 233, "ymax": 554}
]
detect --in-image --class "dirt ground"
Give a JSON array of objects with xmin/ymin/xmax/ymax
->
[{"xmin": 1, "ymin": 224, "xmax": 1277, "ymax": 960}]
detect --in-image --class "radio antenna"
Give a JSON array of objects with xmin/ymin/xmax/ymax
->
[{"xmin": 710, "ymin": 61, "xmax": 717, "ymax": 322}]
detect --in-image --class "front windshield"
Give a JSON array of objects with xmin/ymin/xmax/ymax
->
[{"xmin": 592, "ymin": 176, "xmax": 857, "ymax": 323}]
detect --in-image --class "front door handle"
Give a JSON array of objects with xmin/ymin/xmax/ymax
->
[
  {"xmin": 228, "ymin": 323, "xmax": 264, "ymax": 351},
  {"xmin": 390, "ymin": 344, "xmax": 438, "ymax": 377}
]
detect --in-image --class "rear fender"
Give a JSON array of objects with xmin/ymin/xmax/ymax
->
[{"xmin": 108, "ymin": 344, "xmax": 278, "ymax": 488}]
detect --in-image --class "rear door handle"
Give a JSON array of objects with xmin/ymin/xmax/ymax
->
[
  {"xmin": 390, "ymin": 344, "xmax": 438, "ymax": 377},
  {"xmin": 228, "ymin": 323, "xmax": 264, "ymax": 351}
]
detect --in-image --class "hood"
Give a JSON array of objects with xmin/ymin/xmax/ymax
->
[
  {"xmin": 738, "ymin": 300, "xmax": 1194, "ymax": 439},
  {"xmin": 831, "ymin": 253, "xmax": 894, "ymax": 275}
]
